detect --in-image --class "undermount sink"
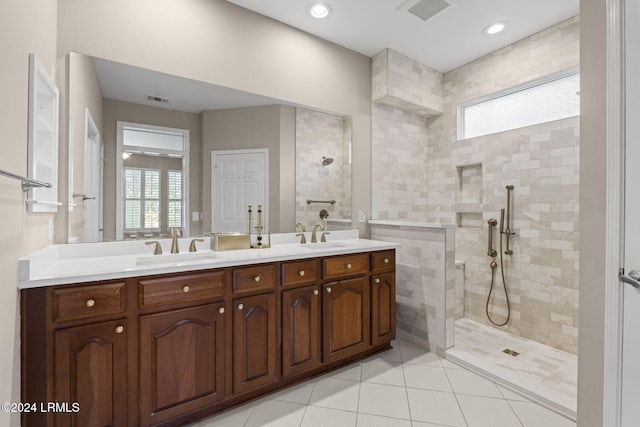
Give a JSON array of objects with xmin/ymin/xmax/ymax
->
[
  {"xmin": 136, "ymin": 252, "xmax": 221, "ymax": 266},
  {"xmin": 299, "ymin": 242, "xmax": 353, "ymax": 251}
]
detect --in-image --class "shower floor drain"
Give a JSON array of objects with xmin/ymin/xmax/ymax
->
[{"xmin": 502, "ymin": 348, "xmax": 520, "ymax": 357}]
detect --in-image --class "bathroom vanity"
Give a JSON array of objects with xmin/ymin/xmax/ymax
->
[{"xmin": 19, "ymin": 232, "xmax": 397, "ymax": 426}]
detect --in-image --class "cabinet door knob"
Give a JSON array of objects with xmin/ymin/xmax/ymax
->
[
  {"xmin": 383, "ymin": 258, "xmax": 389, "ymax": 264},
  {"xmin": 253, "ymin": 275, "xmax": 261, "ymax": 282},
  {"xmin": 375, "ymin": 278, "xmax": 381, "ymax": 284},
  {"xmin": 345, "ymin": 263, "xmax": 352, "ymax": 269},
  {"xmin": 115, "ymin": 325, "xmax": 124, "ymax": 334},
  {"xmin": 326, "ymin": 287, "xmax": 332, "ymax": 293},
  {"xmin": 238, "ymin": 303, "xmax": 244, "ymax": 310},
  {"xmin": 218, "ymin": 307, "xmax": 225, "ymax": 314},
  {"xmin": 182, "ymin": 285, "xmax": 190, "ymax": 293},
  {"xmin": 86, "ymin": 299, "xmax": 96, "ymax": 307},
  {"xmin": 298, "ymin": 270, "xmax": 305, "ymax": 277},
  {"xmin": 313, "ymin": 289, "xmax": 319, "ymax": 296}
]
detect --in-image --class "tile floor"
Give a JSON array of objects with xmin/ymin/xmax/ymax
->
[
  {"xmin": 449, "ymin": 318, "xmax": 577, "ymax": 420},
  {"xmin": 190, "ymin": 337, "xmax": 575, "ymax": 427}
]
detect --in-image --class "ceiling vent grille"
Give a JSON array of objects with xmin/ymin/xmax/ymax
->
[
  {"xmin": 145, "ymin": 94, "xmax": 169, "ymax": 104},
  {"xmin": 398, "ymin": 0, "xmax": 453, "ymax": 21}
]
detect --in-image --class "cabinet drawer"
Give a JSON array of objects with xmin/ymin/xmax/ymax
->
[
  {"xmin": 282, "ymin": 260, "xmax": 318, "ymax": 287},
  {"xmin": 323, "ymin": 253, "xmax": 369, "ymax": 280},
  {"xmin": 53, "ymin": 282, "xmax": 126, "ymax": 323},
  {"xmin": 139, "ymin": 271, "xmax": 225, "ymax": 308},
  {"xmin": 372, "ymin": 250, "xmax": 395, "ymax": 272},
  {"xmin": 233, "ymin": 264, "xmax": 276, "ymax": 294}
]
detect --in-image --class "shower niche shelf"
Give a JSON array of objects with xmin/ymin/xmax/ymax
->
[
  {"xmin": 456, "ymin": 212, "xmax": 483, "ymax": 229},
  {"xmin": 456, "ymin": 163, "xmax": 483, "ymax": 205}
]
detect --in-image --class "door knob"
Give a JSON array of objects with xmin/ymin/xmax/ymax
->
[{"xmin": 620, "ymin": 269, "xmax": 640, "ymax": 289}]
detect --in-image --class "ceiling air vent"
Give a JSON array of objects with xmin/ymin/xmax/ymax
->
[
  {"xmin": 398, "ymin": 0, "xmax": 452, "ymax": 22},
  {"xmin": 145, "ymin": 94, "xmax": 169, "ymax": 104}
]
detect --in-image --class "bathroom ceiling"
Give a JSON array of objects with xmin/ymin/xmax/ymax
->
[{"xmin": 225, "ymin": 0, "xmax": 579, "ymax": 72}]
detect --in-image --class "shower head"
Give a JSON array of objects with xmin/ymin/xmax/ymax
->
[{"xmin": 322, "ymin": 156, "xmax": 334, "ymax": 166}]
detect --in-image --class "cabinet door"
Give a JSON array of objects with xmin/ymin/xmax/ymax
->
[
  {"xmin": 282, "ymin": 285, "xmax": 321, "ymax": 377},
  {"xmin": 139, "ymin": 303, "xmax": 226, "ymax": 426},
  {"xmin": 233, "ymin": 293, "xmax": 277, "ymax": 393},
  {"xmin": 371, "ymin": 273, "xmax": 396, "ymax": 346},
  {"xmin": 323, "ymin": 277, "xmax": 370, "ymax": 363},
  {"xmin": 54, "ymin": 318, "xmax": 127, "ymax": 427}
]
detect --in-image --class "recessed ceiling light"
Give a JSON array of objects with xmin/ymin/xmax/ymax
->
[
  {"xmin": 483, "ymin": 22, "xmax": 507, "ymax": 35},
  {"xmin": 308, "ymin": 3, "xmax": 332, "ymax": 19}
]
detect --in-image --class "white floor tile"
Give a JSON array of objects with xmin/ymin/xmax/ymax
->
[
  {"xmin": 244, "ymin": 400, "xmax": 306, "ymax": 427},
  {"xmin": 356, "ymin": 413, "xmax": 412, "ymax": 427},
  {"xmin": 456, "ymin": 394, "xmax": 523, "ymax": 427},
  {"xmin": 361, "ymin": 359, "xmax": 406, "ymax": 386},
  {"xmin": 327, "ymin": 362, "xmax": 363, "ymax": 382},
  {"xmin": 508, "ymin": 400, "xmax": 576, "ymax": 427},
  {"xmin": 269, "ymin": 381, "xmax": 316, "ymax": 404},
  {"xmin": 358, "ymin": 382, "xmax": 411, "ymax": 420},
  {"xmin": 300, "ymin": 406, "xmax": 357, "ymax": 427},
  {"xmin": 189, "ymin": 402, "xmax": 256, "ymax": 427},
  {"xmin": 309, "ymin": 377, "xmax": 360, "ymax": 412},
  {"xmin": 445, "ymin": 367, "xmax": 502, "ymax": 398},
  {"xmin": 497, "ymin": 385, "xmax": 529, "ymax": 402},
  {"xmin": 399, "ymin": 341, "xmax": 443, "ymax": 367},
  {"xmin": 406, "ymin": 388, "xmax": 467, "ymax": 426},
  {"xmin": 441, "ymin": 358, "xmax": 464, "ymax": 369},
  {"xmin": 403, "ymin": 364, "xmax": 452, "ymax": 392}
]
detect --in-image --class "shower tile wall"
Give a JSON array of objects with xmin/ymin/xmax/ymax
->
[
  {"xmin": 427, "ymin": 16, "xmax": 580, "ymax": 353},
  {"xmin": 295, "ymin": 108, "xmax": 351, "ymax": 229},
  {"xmin": 370, "ymin": 17, "xmax": 580, "ymax": 354}
]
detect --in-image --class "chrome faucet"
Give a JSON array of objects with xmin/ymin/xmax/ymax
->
[
  {"xmin": 170, "ymin": 227, "xmax": 181, "ymax": 254},
  {"xmin": 311, "ymin": 224, "xmax": 324, "ymax": 243}
]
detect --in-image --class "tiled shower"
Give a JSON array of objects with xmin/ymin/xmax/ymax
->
[{"xmin": 371, "ymin": 15, "xmax": 580, "ymax": 418}]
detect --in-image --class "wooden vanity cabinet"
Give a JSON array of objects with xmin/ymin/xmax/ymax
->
[
  {"xmin": 21, "ymin": 249, "xmax": 396, "ymax": 427},
  {"xmin": 53, "ymin": 318, "xmax": 128, "ymax": 427},
  {"xmin": 139, "ymin": 302, "xmax": 227, "ymax": 426}
]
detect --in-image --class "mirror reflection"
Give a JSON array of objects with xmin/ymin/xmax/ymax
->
[{"xmin": 63, "ymin": 53, "xmax": 352, "ymax": 242}]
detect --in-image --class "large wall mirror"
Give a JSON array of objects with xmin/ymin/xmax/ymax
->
[{"xmin": 62, "ymin": 52, "xmax": 352, "ymax": 242}]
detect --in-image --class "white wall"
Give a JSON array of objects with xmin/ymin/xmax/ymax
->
[
  {"xmin": 577, "ymin": 0, "xmax": 607, "ymax": 424},
  {"xmin": 0, "ymin": 0, "xmax": 58, "ymax": 425}
]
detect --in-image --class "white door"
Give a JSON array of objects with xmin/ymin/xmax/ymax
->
[
  {"xmin": 621, "ymin": 0, "xmax": 640, "ymax": 424},
  {"xmin": 83, "ymin": 110, "xmax": 103, "ymax": 242},
  {"xmin": 211, "ymin": 149, "xmax": 268, "ymax": 233}
]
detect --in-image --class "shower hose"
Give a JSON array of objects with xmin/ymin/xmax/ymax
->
[{"xmin": 486, "ymin": 231, "xmax": 511, "ymax": 326}]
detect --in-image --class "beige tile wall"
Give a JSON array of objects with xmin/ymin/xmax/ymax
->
[
  {"xmin": 295, "ymin": 108, "xmax": 351, "ymax": 230},
  {"xmin": 371, "ymin": 16, "xmax": 581, "ymax": 354}
]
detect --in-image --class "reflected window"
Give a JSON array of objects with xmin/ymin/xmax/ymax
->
[
  {"xmin": 124, "ymin": 168, "xmax": 160, "ymax": 230},
  {"xmin": 458, "ymin": 70, "xmax": 580, "ymax": 140},
  {"xmin": 167, "ymin": 170, "xmax": 183, "ymax": 228}
]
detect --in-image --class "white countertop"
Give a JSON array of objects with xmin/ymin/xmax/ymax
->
[{"xmin": 18, "ymin": 230, "xmax": 400, "ymax": 289}]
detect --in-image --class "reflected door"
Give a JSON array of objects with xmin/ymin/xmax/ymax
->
[
  {"xmin": 83, "ymin": 109, "xmax": 103, "ymax": 242},
  {"xmin": 211, "ymin": 149, "xmax": 268, "ymax": 233}
]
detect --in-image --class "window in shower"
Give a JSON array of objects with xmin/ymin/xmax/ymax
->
[{"xmin": 458, "ymin": 68, "xmax": 580, "ymax": 140}]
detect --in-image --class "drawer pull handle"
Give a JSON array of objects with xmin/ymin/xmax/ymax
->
[
  {"xmin": 182, "ymin": 285, "xmax": 190, "ymax": 293},
  {"xmin": 313, "ymin": 289, "xmax": 319, "ymax": 296},
  {"xmin": 254, "ymin": 275, "xmax": 261, "ymax": 282},
  {"xmin": 345, "ymin": 263, "xmax": 352, "ymax": 269},
  {"xmin": 218, "ymin": 307, "xmax": 225, "ymax": 314},
  {"xmin": 115, "ymin": 325, "xmax": 124, "ymax": 334},
  {"xmin": 298, "ymin": 270, "xmax": 305, "ymax": 277},
  {"xmin": 375, "ymin": 278, "xmax": 381, "ymax": 284},
  {"xmin": 326, "ymin": 287, "xmax": 332, "ymax": 293},
  {"xmin": 383, "ymin": 258, "xmax": 390, "ymax": 264},
  {"xmin": 238, "ymin": 303, "xmax": 244, "ymax": 310},
  {"xmin": 86, "ymin": 299, "xmax": 96, "ymax": 308}
]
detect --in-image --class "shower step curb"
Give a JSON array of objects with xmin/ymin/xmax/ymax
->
[{"xmin": 446, "ymin": 347, "xmax": 577, "ymax": 422}]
